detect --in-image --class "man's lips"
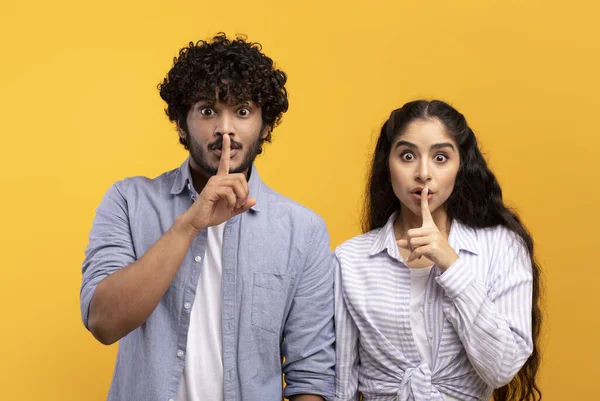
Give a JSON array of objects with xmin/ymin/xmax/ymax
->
[{"xmin": 212, "ymin": 148, "xmax": 239, "ymax": 158}]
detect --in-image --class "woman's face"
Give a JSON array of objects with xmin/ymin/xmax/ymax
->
[{"xmin": 388, "ymin": 118, "xmax": 460, "ymax": 218}]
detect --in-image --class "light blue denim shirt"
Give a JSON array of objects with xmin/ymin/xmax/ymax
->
[{"xmin": 80, "ymin": 159, "xmax": 336, "ymax": 401}]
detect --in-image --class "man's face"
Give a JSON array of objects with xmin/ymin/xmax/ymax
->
[{"xmin": 180, "ymin": 99, "xmax": 268, "ymax": 177}]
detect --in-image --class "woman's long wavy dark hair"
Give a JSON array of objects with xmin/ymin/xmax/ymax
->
[{"xmin": 363, "ymin": 100, "xmax": 541, "ymax": 401}]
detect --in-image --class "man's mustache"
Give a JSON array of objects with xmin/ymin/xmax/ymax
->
[{"xmin": 208, "ymin": 137, "xmax": 243, "ymax": 151}]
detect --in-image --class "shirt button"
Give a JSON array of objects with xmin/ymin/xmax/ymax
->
[
  {"xmin": 428, "ymin": 298, "xmax": 433, "ymax": 304},
  {"xmin": 194, "ymin": 256, "xmax": 202, "ymax": 263},
  {"xmin": 177, "ymin": 350, "xmax": 184, "ymax": 358},
  {"xmin": 184, "ymin": 302, "xmax": 191, "ymax": 309}
]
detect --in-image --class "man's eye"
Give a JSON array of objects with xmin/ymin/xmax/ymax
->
[
  {"xmin": 238, "ymin": 108, "xmax": 250, "ymax": 117},
  {"xmin": 200, "ymin": 108, "xmax": 214, "ymax": 116}
]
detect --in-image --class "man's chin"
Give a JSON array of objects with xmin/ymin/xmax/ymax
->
[
  {"xmin": 196, "ymin": 162, "xmax": 251, "ymax": 176},
  {"xmin": 229, "ymin": 164, "xmax": 252, "ymax": 175}
]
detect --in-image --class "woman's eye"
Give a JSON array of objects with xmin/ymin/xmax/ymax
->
[
  {"xmin": 200, "ymin": 108, "xmax": 214, "ymax": 116},
  {"xmin": 434, "ymin": 154, "xmax": 448, "ymax": 162},
  {"xmin": 401, "ymin": 153, "xmax": 415, "ymax": 161}
]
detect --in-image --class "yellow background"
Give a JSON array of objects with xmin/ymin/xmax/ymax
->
[{"xmin": 1, "ymin": 0, "xmax": 598, "ymax": 399}]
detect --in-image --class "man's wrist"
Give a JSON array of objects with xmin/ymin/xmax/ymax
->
[{"xmin": 172, "ymin": 214, "xmax": 203, "ymax": 240}]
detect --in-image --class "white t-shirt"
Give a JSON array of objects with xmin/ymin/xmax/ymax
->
[
  {"xmin": 175, "ymin": 222, "xmax": 225, "ymax": 401},
  {"xmin": 410, "ymin": 266, "xmax": 434, "ymax": 366}
]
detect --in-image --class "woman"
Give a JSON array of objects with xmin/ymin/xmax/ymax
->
[{"xmin": 334, "ymin": 100, "xmax": 541, "ymax": 401}]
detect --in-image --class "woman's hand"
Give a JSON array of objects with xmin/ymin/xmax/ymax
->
[{"xmin": 396, "ymin": 187, "xmax": 458, "ymax": 272}]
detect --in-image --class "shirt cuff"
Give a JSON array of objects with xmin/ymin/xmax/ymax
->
[{"xmin": 435, "ymin": 258, "xmax": 475, "ymax": 300}]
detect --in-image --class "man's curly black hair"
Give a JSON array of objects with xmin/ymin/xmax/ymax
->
[{"xmin": 158, "ymin": 33, "xmax": 288, "ymax": 152}]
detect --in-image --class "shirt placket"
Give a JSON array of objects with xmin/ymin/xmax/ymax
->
[
  {"xmin": 168, "ymin": 183, "xmax": 207, "ymax": 401},
  {"xmin": 222, "ymin": 215, "xmax": 239, "ymax": 400},
  {"xmin": 427, "ymin": 269, "xmax": 445, "ymax": 368}
]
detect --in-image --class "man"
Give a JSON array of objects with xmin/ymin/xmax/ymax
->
[{"xmin": 80, "ymin": 33, "xmax": 335, "ymax": 401}]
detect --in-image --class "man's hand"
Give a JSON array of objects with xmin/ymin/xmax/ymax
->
[{"xmin": 180, "ymin": 134, "xmax": 256, "ymax": 233}]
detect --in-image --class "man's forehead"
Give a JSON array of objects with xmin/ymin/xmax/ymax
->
[{"xmin": 193, "ymin": 94, "xmax": 255, "ymax": 107}]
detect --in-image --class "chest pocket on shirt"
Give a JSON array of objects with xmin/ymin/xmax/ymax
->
[{"xmin": 251, "ymin": 272, "xmax": 286, "ymax": 333}]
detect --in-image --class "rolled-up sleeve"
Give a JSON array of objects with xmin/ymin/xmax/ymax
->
[
  {"xmin": 282, "ymin": 217, "xmax": 336, "ymax": 400},
  {"xmin": 80, "ymin": 180, "xmax": 136, "ymax": 329}
]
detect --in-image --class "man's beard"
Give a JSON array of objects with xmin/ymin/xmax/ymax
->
[{"xmin": 187, "ymin": 132, "xmax": 263, "ymax": 176}]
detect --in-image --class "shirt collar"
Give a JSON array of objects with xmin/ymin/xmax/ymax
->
[
  {"xmin": 170, "ymin": 157, "xmax": 262, "ymax": 212},
  {"xmin": 368, "ymin": 211, "xmax": 479, "ymax": 258},
  {"xmin": 170, "ymin": 158, "xmax": 193, "ymax": 196},
  {"xmin": 447, "ymin": 218, "xmax": 479, "ymax": 255},
  {"xmin": 369, "ymin": 212, "xmax": 401, "ymax": 259}
]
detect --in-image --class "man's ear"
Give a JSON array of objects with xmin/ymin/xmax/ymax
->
[
  {"xmin": 260, "ymin": 124, "xmax": 271, "ymax": 140},
  {"xmin": 176, "ymin": 122, "xmax": 186, "ymax": 139}
]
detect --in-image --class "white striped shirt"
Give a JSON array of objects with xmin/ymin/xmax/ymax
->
[{"xmin": 334, "ymin": 212, "xmax": 533, "ymax": 401}]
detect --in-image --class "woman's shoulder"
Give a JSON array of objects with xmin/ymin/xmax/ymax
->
[
  {"xmin": 475, "ymin": 224, "xmax": 522, "ymax": 244},
  {"xmin": 455, "ymin": 220, "xmax": 518, "ymax": 241},
  {"xmin": 456, "ymin": 221, "xmax": 527, "ymax": 260},
  {"xmin": 334, "ymin": 227, "xmax": 385, "ymax": 258}
]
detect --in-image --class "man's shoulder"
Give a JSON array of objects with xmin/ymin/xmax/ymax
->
[
  {"xmin": 259, "ymin": 184, "xmax": 326, "ymax": 227},
  {"xmin": 110, "ymin": 166, "xmax": 180, "ymax": 196}
]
